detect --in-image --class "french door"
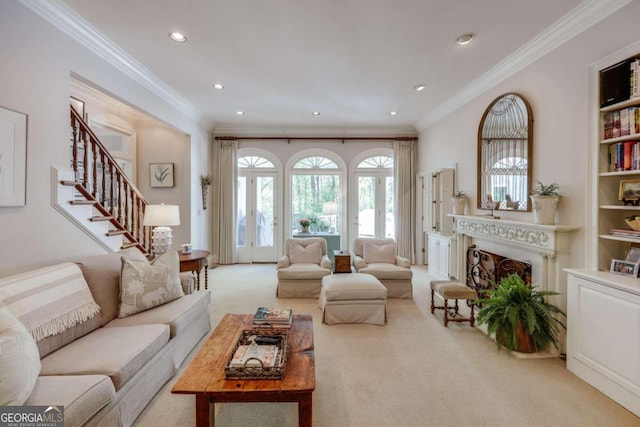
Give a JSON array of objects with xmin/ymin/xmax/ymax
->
[
  {"xmin": 236, "ymin": 172, "xmax": 278, "ymax": 262},
  {"xmin": 355, "ymin": 173, "xmax": 394, "ymax": 238}
]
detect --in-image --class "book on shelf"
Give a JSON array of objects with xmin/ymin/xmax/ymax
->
[
  {"xmin": 613, "ymin": 110, "xmax": 621, "ymax": 138},
  {"xmin": 252, "ymin": 307, "xmax": 292, "ymax": 327},
  {"xmin": 229, "ymin": 343, "xmax": 279, "ymax": 368},
  {"xmin": 621, "ymin": 108, "xmax": 630, "ymax": 136},
  {"xmin": 610, "ymin": 228, "xmax": 640, "ymax": 238},
  {"xmin": 608, "ymin": 141, "xmax": 640, "ymax": 171}
]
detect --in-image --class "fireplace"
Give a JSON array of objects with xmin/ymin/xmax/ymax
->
[{"xmin": 466, "ymin": 245, "xmax": 532, "ymax": 299}]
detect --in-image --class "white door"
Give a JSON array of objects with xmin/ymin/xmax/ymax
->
[
  {"xmin": 355, "ymin": 173, "xmax": 394, "ymax": 238},
  {"xmin": 236, "ymin": 172, "xmax": 278, "ymax": 263}
]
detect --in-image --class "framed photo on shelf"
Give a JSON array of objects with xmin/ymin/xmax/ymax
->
[
  {"xmin": 618, "ymin": 179, "xmax": 640, "ymax": 202},
  {"xmin": 610, "ymin": 259, "xmax": 640, "ymax": 277},
  {"xmin": 626, "ymin": 246, "xmax": 640, "ymax": 263},
  {"xmin": 150, "ymin": 163, "xmax": 174, "ymax": 188}
]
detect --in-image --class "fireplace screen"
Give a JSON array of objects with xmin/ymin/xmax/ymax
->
[{"xmin": 466, "ymin": 245, "xmax": 532, "ymax": 300}]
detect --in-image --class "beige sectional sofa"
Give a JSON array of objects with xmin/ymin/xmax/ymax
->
[{"xmin": 0, "ymin": 248, "xmax": 211, "ymax": 427}]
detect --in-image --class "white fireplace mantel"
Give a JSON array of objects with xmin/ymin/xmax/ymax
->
[
  {"xmin": 450, "ymin": 214, "xmax": 579, "ymax": 353},
  {"xmin": 450, "ymin": 215, "xmax": 579, "ymax": 259}
]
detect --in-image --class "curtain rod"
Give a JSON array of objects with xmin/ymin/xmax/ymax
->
[{"xmin": 214, "ymin": 136, "xmax": 418, "ymax": 142}]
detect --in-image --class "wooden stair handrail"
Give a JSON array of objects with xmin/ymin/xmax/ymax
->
[{"xmin": 69, "ymin": 106, "xmax": 151, "ymax": 255}]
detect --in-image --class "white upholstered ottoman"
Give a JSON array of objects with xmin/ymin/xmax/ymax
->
[{"xmin": 319, "ymin": 273, "xmax": 387, "ymax": 325}]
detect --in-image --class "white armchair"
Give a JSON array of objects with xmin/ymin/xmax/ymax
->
[
  {"xmin": 352, "ymin": 238, "xmax": 413, "ymax": 298},
  {"xmin": 276, "ymin": 237, "xmax": 332, "ymax": 298}
]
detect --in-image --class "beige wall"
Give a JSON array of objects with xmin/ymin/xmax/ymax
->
[
  {"xmin": 418, "ymin": 1, "xmax": 640, "ymax": 270},
  {"xmin": 0, "ymin": 2, "xmax": 211, "ymax": 276}
]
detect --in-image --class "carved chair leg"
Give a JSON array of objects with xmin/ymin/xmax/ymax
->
[
  {"xmin": 469, "ymin": 303, "xmax": 475, "ymax": 327},
  {"xmin": 430, "ymin": 289, "xmax": 435, "ymax": 314},
  {"xmin": 443, "ymin": 298, "xmax": 449, "ymax": 327},
  {"xmin": 454, "ymin": 299, "xmax": 459, "ymax": 314}
]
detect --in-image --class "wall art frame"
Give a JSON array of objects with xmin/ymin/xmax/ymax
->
[
  {"xmin": 0, "ymin": 106, "xmax": 28, "ymax": 207},
  {"xmin": 150, "ymin": 163, "xmax": 174, "ymax": 188}
]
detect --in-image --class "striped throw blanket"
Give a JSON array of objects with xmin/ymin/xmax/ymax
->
[{"xmin": 0, "ymin": 263, "xmax": 101, "ymax": 341}]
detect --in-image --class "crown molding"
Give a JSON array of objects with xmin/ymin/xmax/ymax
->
[
  {"xmin": 415, "ymin": 0, "xmax": 633, "ymax": 131},
  {"xmin": 212, "ymin": 124, "xmax": 418, "ymax": 138},
  {"xmin": 20, "ymin": 0, "xmax": 202, "ymax": 124}
]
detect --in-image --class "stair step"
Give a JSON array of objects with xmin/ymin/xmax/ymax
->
[
  {"xmin": 90, "ymin": 216, "xmax": 113, "ymax": 222},
  {"xmin": 106, "ymin": 229, "xmax": 127, "ymax": 236},
  {"xmin": 60, "ymin": 180, "xmax": 80, "ymax": 186},
  {"xmin": 69, "ymin": 200, "xmax": 96, "ymax": 205},
  {"xmin": 121, "ymin": 242, "xmax": 139, "ymax": 249}
]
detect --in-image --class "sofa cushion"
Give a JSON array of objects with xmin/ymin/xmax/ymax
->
[
  {"xmin": 106, "ymin": 290, "xmax": 210, "ymax": 338},
  {"xmin": 0, "ymin": 308, "xmax": 41, "ymax": 404},
  {"xmin": 36, "ymin": 315, "xmax": 102, "ymax": 359},
  {"xmin": 76, "ymin": 248, "xmax": 148, "ymax": 325},
  {"xmin": 289, "ymin": 241, "xmax": 322, "ymax": 264},
  {"xmin": 0, "ymin": 263, "xmax": 101, "ymax": 342},
  {"xmin": 25, "ymin": 375, "xmax": 115, "ymax": 427},
  {"xmin": 354, "ymin": 238, "xmax": 395, "ymax": 257},
  {"xmin": 321, "ymin": 274, "xmax": 387, "ymax": 301},
  {"xmin": 118, "ymin": 250, "xmax": 184, "ymax": 318},
  {"xmin": 277, "ymin": 263, "xmax": 332, "ymax": 280},
  {"xmin": 359, "ymin": 263, "xmax": 413, "ymax": 280},
  {"xmin": 40, "ymin": 324, "xmax": 169, "ymax": 391},
  {"xmin": 363, "ymin": 242, "xmax": 397, "ymax": 264}
]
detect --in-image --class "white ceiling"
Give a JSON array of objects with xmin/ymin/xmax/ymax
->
[{"xmin": 41, "ymin": 0, "xmax": 624, "ymax": 132}]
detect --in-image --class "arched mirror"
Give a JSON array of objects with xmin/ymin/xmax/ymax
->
[{"xmin": 477, "ymin": 93, "xmax": 533, "ymax": 212}]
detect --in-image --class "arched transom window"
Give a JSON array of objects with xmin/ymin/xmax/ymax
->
[{"xmin": 238, "ymin": 156, "xmax": 275, "ymax": 169}]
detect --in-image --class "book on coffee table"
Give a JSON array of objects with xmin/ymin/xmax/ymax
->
[{"xmin": 252, "ymin": 307, "xmax": 292, "ymax": 328}]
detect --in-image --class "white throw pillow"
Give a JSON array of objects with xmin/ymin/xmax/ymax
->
[
  {"xmin": 289, "ymin": 241, "xmax": 322, "ymax": 264},
  {"xmin": 363, "ymin": 242, "xmax": 397, "ymax": 264},
  {"xmin": 118, "ymin": 250, "xmax": 184, "ymax": 318},
  {"xmin": 0, "ymin": 307, "xmax": 41, "ymax": 405}
]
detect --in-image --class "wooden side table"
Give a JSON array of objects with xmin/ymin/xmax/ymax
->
[
  {"xmin": 179, "ymin": 250, "xmax": 210, "ymax": 290},
  {"xmin": 333, "ymin": 250, "xmax": 351, "ymax": 273}
]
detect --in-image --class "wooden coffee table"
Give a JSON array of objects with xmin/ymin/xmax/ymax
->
[{"xmin": 172, "ymin": 313, "xmax": 315, "ymax": 426}]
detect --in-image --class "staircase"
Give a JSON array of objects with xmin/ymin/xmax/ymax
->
[{"xmin": 52, "ymin": 107, "xmax": 152, "ymax": 255}]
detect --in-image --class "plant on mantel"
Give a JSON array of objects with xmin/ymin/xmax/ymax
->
[
  {"xmin": 200, "ymin": 174, "xmax": 212, "ymax": 210},
  {"xmin": 530, "ymin": 181, "xmax": 561, "ymax": 224}
]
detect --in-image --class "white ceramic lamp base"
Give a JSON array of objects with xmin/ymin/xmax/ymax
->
[{"xmin": 151, "ymin": 226, "xmax": 173, "ymax": 255}]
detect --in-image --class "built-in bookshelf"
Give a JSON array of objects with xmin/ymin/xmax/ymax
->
[{"xmin": 596, "ymin": 52, "xmax": 640, "ymax": 272}]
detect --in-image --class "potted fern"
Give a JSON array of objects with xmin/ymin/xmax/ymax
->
[
  {"xmin": 530, "ymin": 181, "xmax": 560, "ymax": 225},
  {"xmin": 476, "ymin": 273, "xmax": 566, "ymax": 353}
]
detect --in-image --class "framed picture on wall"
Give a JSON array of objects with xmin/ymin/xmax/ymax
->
[{"xmin": 150, "ymin": 163, "xmax": 174, "ymax": 188}]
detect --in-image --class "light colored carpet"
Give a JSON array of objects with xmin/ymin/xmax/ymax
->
[{"xmin": 133, "ymin": 264, "xmax": 639, "ymax": 427}]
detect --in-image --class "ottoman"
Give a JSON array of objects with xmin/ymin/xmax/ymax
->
[{"xmin": 319, "ymin": 273, "xmax": 387, "ymax": 325}]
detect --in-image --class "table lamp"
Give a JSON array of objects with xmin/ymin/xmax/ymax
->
[
  {"xmin": 143, "ymin": 204, "xmax": 180, "ymax": 255},
  {"xmin": 322, "ymin": 201, "xmax": 338, "ymax": 232}
]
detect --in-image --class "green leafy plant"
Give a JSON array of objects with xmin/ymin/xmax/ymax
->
[
  {"xmin": 452, "ymin": 191, "xmax": 467, "ymax": 198},
  {"xmin": 476, "ymin": 273, "xmax": 566, "ymax": 352},
  {"xmin": 298, "ymin": 218, "xmax": 311, "ymax": 227},
  {"xmin": 200, "ymin": 174, "xmax": 212, "ymax": 186},
  {"xmin": 530, "ymin": 181, "xmax": 560, "ymax": 196}
]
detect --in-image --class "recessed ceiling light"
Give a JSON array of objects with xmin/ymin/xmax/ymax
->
[
  {"xmin": 456, "ymin": 33, "xmax": 475, "ymax": 45},
  {"xmin": 389, "ymin": 111, "xmax": 397, "ymax": 116},
  {"xmin": 312, "ymin": 111, "xmax": 320, "ymax": 116},
  {"xmin": 414, "ymin": 84, "xmax": 426, "ymax": 92},
  {"xmin": 236, "ymin": 111, "xmax": 245, "ymax": 115},
  {"xmin": 169, "ymin": 32, "xmax": 187, "ymax": 43},
  {"xmin": 213, "ymin": 83, "xmax": 224, "ymax": 90}
]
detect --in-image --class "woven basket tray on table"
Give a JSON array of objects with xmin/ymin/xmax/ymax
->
[{"xmin": 224, "ymin": 327, "xmax": 289, "ymax": 379}]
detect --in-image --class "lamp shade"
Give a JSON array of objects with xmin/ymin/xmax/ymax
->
[
  {"xmin": 143, "ymin": 204, "xmax": 180, "ymax": 226},
  {"xmin": 322, "ymin": 202, "xmax": 338, "ymax": 216}
]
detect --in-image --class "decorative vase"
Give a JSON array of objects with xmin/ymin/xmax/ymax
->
[
  {"xmin": 201, "ymin": 184, "xmax": 209, "ymax": 210},
  {"xmin": 299, "ymin": 225, "xmax": 310, "ymax": 234},
  {"xmin": 530, "ymin": 195, "xmax": 560, "ymax": 225},
  {"xmin": 452, "ymin": 197, "xmax": 467, "ymax": 215}
]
